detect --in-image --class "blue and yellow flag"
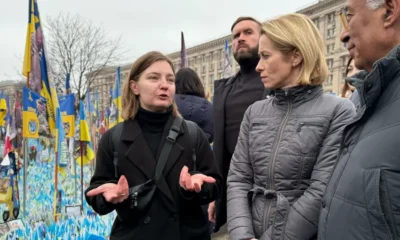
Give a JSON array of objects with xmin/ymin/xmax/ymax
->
[
  {"xmin": 55, "ymin": 108, "xmax": 68, "ymax": 167},
  {"xmin": 77, "ymin": 101, "xmax": 95, "ymax": 166},
  {"xmin": 22, "ymin": 0, "xmax": 59, "ymax": 136},
  {"xmin": 109, "ymin": 67, "xmax": 122, "ymax": 128},
  {"xmin": 0, "ymin": 91, "xmax": 7, "ymax": 127},
  {"xmin": 22, "ymin": 86, "xmax": 48, "ymax": 138},
  {"xmin": 58, "ymin": 94, "xmax": 75, "ymax": 138}
]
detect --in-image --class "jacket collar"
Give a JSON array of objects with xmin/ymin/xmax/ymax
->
[
  {"xmin": 356, "ymin": 44, "xmax": 400, "ymax": 108},
  {"xmin": 273, "ymin": 85, "xmax": 323, "ymax": 108}
]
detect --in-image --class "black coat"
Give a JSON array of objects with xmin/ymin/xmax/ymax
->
[
  {"xmin": 213, "ymin": 73, "xmax": 271, "ymax": 231},
  {"xmin": 318, "ymin": 45, "xmax": 400, "ymax": 240},
  {"xmin": 85, "ymin": 116, "xmax": 222, "ymax": 240}
]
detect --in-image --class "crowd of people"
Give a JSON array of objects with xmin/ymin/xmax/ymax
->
[{"xmin": 85, "ymin": 0, "xmax": 400, "ymax": 239}]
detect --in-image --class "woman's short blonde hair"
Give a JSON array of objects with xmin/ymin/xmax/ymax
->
[
  {"xmin": 121, "ymin": 51, "xmax": 180, "ymax": 120},
  {"xmin": 261, "ymin": 13, "xmax": 328, "ymax": 85}
]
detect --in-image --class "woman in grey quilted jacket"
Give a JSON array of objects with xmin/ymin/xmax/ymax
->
[{"xmin": 226, "ymin": 13, "xmax": 355, "ymax": 240}]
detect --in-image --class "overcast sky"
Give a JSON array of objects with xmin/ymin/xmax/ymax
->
[{"xmin": 0, "ymin": 0, "xmax": 317, "ymax": 81}]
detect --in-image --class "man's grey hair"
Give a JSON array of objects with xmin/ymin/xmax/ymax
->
[{"xmin": 367, "ymin": 0, "xmax": 385, "ymax": 10}]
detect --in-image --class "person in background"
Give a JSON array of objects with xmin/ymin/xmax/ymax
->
[
  {"xmin": 319, "ymin": 0, "xmax": 400, "ymax": 239},
  {"xmin": 340, "ymin": 57, "xmax": 362, "ymax": 107},
  {"xmin": 227, "ymin": 13, "xmax": 355, "ymax": 240},
  {"xmin": 210, "ymin": 16, "xmax": 272, "ymax": 233},
  {"xmin": 175, "ymin": 68, "xmax": 213, "ymax": 143},
  {"xmin": 340, "ymin": 58, "xmax": 358, "ymax": 98},
  {"xmin": 85, "ymin": 51, "xmax": 222, "ymax": 240}
]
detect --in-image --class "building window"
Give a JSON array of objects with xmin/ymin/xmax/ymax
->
[
  {"xmin": 194, "ymin": 67, "xmax": 198, "ymax": 73},
  {"xmin": 326, "ymin": 59, "xmax": 333, "ymax": 69},
  {"xmin": 326, "ymin": 75, "xmax": 333, "ymax": 85},
  {"xmin": 327, "ymin": 12, "xmax": 335, "ymax": 23},
  {"xmin": 313, "ymin": 18, "xmax": 320, "ymax": 28},
  {"xmin": 327, "ymin": 28, "xmax": 335, "ymax": 38},
  {"xmin": 194, "ymin": 56, "xmax": 198, "ymax": 64},
  {"xmin": 210, "ymin": 74, "xmax": 214, "ymax": 82},
  {"xmin": 202, "ymin": 76, "xmax": 206, "ymax": 86},
  {"xmin": 202, "ymin": 55, "xmax": 206, "ymax": 63},
  {"xmin": 210, "ymin": 62, "xmax": 214, "ymax": 71},
  {"xmin": 327, "ymin": 44, "xmax": 335, "ymax": 54},
  {"xmin": 210, "ymin": 53, "xmax": 214, "ymax": 62},
  {"xmin": 202, "ymin": 65, "xmax": 206, "ymax": 73}
]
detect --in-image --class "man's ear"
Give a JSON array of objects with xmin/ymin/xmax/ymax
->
[{"xmin": 383, "ymin": 0, "xmax": 400, "ymax": 28}]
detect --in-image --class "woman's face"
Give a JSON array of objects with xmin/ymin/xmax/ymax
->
[
  {"xmin": 347, "ymin": 59, "xmax": 360, "ymax": 78},
  {"xmin": 256, "ymin": 34, "xmax": 302, "ymax": 89},
  {"xmin": 130, "ymin": 60, "xmax": 176, "ymax": 112}
]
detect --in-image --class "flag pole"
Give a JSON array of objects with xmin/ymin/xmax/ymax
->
[
  {"xmin": 23, "ymin": 73, "xmax": 29, "ymax": 218},
  {"xmin": 80, "ymin": 141, "xmax": 84, "ymax": 212},
  {"xmin": 54, "ymin": 149, "xmax": 59, "ymax": 222}
]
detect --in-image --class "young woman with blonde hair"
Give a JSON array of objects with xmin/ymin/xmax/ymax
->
[{"xmin": 226, "ymin": 14, "xmax": 355, "ymax": 240}]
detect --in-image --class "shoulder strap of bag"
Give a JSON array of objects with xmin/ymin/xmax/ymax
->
[
  {"xmin": 184, "ymin": 120, "xmax": 198, "ymax": 172},
  {"xmin": 112, "ymin": 123, "xmax": 123, "ymax": 179},
  {"xmin": 154, "ymin": 117, "xmax": 183, "ymax": 182}
]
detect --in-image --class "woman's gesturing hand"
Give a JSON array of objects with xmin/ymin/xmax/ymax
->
[
  {"xmin": 179, "ymin": 166, "xmax": 216, "ymax": 193},
  {"xmin": 86, "ymin": 175, "xmax": 129, "ymax": 204}
]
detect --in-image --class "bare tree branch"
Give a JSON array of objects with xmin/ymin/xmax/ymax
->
[{"xmin": 44, "ymin": 13, "xmax": 124, "ymax": 100}]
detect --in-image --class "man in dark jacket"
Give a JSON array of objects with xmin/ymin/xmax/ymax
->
[
  {"xmin": 319, "ymin": 0, "xmax": 400, "ymax": 239},
  {"xmin": 209, "ymin": 16, "xmax": 271, "ymax": 233}
]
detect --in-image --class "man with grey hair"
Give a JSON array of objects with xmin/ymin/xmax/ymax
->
[{"xmin": 318, "ymin": 0, "xmax": 400, "ymax": 239}]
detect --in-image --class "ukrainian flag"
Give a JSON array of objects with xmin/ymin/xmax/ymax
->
[
  {"xmin": 22, "ymin": 0, "xmax": 59, "ymax": 136},
  {"xmin": 0, "ymin": 91, "xmax": 7, "ymax": 127},
  {"xmin": 109, "ymin": 67, "xmax": 122, "ymax": 128},
  {"xmin": 77, "ymin": 101, "xmax": 95, "ymax": 166}
]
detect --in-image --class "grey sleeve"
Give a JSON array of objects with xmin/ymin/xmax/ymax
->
[
  {"xmin": 269, "ymin": 100, "xmax": 355, "ymax": 240},
  {"xmin": 227, "ymin": 105, "xmax": 255, "ymax": 240}
]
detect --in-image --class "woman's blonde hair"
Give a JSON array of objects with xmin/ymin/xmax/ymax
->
[
  {"xmin": 261, "ymin": 13, "xmax": 328, "ymax": 85},
  {"xmin": 121, "ymin": 51, "xmax": 180, "ymax": 120}
]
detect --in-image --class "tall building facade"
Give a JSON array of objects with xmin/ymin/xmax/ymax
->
[
  {"xmin": 89, "ymin": 0, "xmax": 349, "ymax": 109},
  {"xmin": 0, "ymin": 80, "xmax": 25, "ymax": 109}
]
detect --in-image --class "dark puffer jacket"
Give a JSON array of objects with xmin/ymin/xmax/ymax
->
[
  {"xmin": 227, "ymin": 85, "xmax": 355, "ymax": 240},
  {"xmin": 318, "ymin": 45, "xmax": 400, "ymax": 240},
  {"xmin": 175, "ymin": 94, "xmax": 213, "ymax": 143}
]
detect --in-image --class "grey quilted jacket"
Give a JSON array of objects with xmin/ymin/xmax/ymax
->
[{"xmin": 227, "ymin": 85, "xmax": 355, "ymax": 240}]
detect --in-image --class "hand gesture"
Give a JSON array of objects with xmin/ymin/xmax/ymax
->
[
  {"xmin": 86, "ymin": 175, "xmax": 129, "ymax": 204},
  {"xmin": 179, "ymin": 166, "xmax": 216, "ymax": 193}
]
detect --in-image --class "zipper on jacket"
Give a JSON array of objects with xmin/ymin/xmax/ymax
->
[
  {"xmin": 262, "ymin": 88, "xmax": 293, "ymax": 233},
  {"xmin": 133, "ymin": 192, "xmax": 138, "ymax": 208},
  {"xmin": 297, "ymin": 122, "xmax": 324, "ymax": 132}
]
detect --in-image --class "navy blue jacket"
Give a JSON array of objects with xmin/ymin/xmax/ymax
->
[{"xmin": 175, "ymin": 94, "xmax": 213, "ymax": 143}]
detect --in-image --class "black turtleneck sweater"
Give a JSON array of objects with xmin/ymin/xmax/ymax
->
[
  {"xmin": 136, "ymin": 107, "xmax": 171, "ymax": 159},
  {"xmin": 224, "ymin": 61, "xmax": 264, "ymax": 156}
]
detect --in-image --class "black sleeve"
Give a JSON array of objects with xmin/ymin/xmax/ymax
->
[
  {"xmin": 179, "ymin": 125, "xmax": 222, "ymax": 205},
  {"xmin": 85, "ymin": 128, "xmax": 121, "ymax": 215}
]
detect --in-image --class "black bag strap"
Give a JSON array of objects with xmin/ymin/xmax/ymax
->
[
  {"xmin": 184, "ymin": 120, "xmax": 198, "ymax": 172},
  {"xmin": 154, "ymin": 117, "xmax": 183, "ymax": 182},
  {"xmin": 112, "ymin": 118, "xmax": 196, "ymax": 180},
  {"xmin": 111, "ymin": 123, "xmax": 123, "ymax": 179}
]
